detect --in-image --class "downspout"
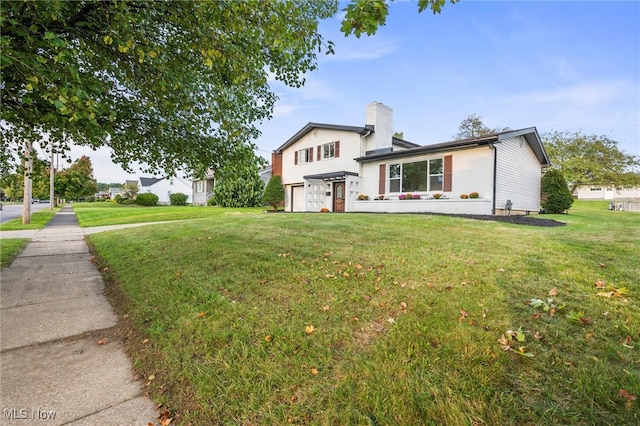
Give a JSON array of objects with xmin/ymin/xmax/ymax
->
[{"xmin": 490, "ymin": 143, "xmax": 497, "ymax": 215}]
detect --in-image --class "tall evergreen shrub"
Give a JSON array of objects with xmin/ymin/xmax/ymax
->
[
  {"xmin": 541, "ymin": 169, "xmax": 573, "ymax": 214},
  {"xmin": 262, "ymin": 175, "xmax": 285, "ymax": 211}
]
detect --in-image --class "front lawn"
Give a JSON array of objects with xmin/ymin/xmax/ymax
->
[
  {"xmin": 73, "ymin": 202, "xmax": 264, "ymax": 227},
  {"xmin": 87, "ymin": 202, "xmax": 639, "ymax": 425},
  {"xmin": 0, "ymin": 208, "xmax": 59, "ymax": 231}
]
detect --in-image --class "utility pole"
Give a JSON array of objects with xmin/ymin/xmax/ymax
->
[
  {"xmin": 22, "ymin": 141, "xmax": 32, "ymax": 224},
  {"xmin": 50, "ymin": 139, "xmax": 55, "ymax": 210}
]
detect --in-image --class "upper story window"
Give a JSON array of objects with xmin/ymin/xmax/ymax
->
[
  {"xmin": 295, "ymin": 147, "xmax": 313, "ymax": 165},
  {"xmin": 322, "ymin": 142, "xmax": 336, "ymax": 160},
  {"xmin": 388, "ymin": 158, "xmax": 443, "ymax": 192}
]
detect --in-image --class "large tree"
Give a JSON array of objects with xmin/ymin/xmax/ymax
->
[
  {"xmin": 453, "ymin": 114, "xmax": 510, "ymax": 140},
  {"xmin": 543, "ymin": 131, "xmax": 640, "ymax": 192},
  {"xmin": 1, "ymin": 0, "xmax": 338, "ymax": 177},
  {"xmin": 56, "ymin": 155, "xmax": 98, "ymax": 200}
]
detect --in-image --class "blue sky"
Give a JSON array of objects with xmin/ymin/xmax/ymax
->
[{"xmin": 76, "ymin": 0, "xmax": 640, "ymax": 183}]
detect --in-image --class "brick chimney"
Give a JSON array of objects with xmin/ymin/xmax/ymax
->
[{"xmin": 364, "ymin": 102, "xmax": 393, "ymax": 155}]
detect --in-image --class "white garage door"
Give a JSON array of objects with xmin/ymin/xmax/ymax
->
[{"xmin": 292, "ymin": 186, "xmax": 305, "ymax": 212}]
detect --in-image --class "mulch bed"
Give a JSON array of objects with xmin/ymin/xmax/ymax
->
[{"xmin": 434, "ymin": 213, "xmax": 566, "ymax": 227}]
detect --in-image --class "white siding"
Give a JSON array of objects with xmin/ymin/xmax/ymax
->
[
  {"xmin": 495, "ymin": 136, "xmax": 541, "ymax": 213},
  {"xmin": 358, "ymin": 147, "xmax": 494, "ymax": 205},
  {"xmin": 140, "ymin": 177, "xmax": 192, "ymax": 204},
  {"xmin": 280, "ymin": 130, "xmax": 361, "ymax": 185}
]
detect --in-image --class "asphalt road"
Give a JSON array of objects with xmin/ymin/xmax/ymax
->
[{"xmin": 0, "ymin": 202, "xmax": 52, "ymax": 223}]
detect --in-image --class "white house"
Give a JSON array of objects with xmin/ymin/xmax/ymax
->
[
  {"xmin": 138, "ymin": 176, "xmax": 192, "ymax": 205},
  {"xmin": 192, "ymin": 171, "xmax": 216, "ymax": 206},
  {"xmin": 272, "ymin": 102, "xmax": 550, "ymax": 215}
]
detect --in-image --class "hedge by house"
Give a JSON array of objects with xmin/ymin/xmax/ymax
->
[
  {"xmin": 135, "ymin": 193, "xmax": 159, "ymax": 206},
  {"xmin": 169, "ymin": 192, "xmax": 188, "ymax": 206},
  {"xmin": 211, "ymin": 175, "xmax": 265, "ymax": 207}
]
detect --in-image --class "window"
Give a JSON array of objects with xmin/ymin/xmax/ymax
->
[
  {"xmin": 196, "ymin": 181, "xmax": 204, "ymax": 193},
  {"xmin": 388, "ymin": 158, "xmax": 444, "ymax": 192},
  {"xmin": 296, "ymin": 148, "xmax": 312, "ymax": 164},
  {"xmin": 322, "ymin": 142, "xmax": 336, "ymax": 160}
]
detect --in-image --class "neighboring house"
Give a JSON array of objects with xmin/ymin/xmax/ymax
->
[
  {"xmin": 576, "ymin": 184, "xmax": 640, "ymax": 212},
  {"xmin": 108, "ymin": 187, "xmax": 125, "ymax": 199},
  {"xmin": 192, "ymin": 171, "xmax": 216, "ymax": 206},
  {"xmin": 272, "ymin": 102, "xmax": 550, "ymax": 215},
  {"xmin": 139, "ymin": 176, "xmax": 192, "ymax": 205},
  {"xmin": 259, "ymin": 166, "xmax": 272, "ymax": 186}
]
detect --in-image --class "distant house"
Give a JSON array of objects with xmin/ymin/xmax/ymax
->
[
  {"xmin": 576, "ymin": 184, "xmax": 640, "ymax": 212},
  {"xmin": 259, "ymin": 166, "xmax": 272, "ymax": 186},
  {"xmin": 192, "ymin": 171, "xmax": 216, "ymax": 206},
  {"xmin": 138, "ymin": 176, "xmax": 192, "ymax": 205},
  {"xmin": 272, "ymin": 102, "xmax": 550, "ymax": 215}
]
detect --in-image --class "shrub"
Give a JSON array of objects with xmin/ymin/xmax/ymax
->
[
  {"xmin": 398, "ymin": 194, "xmax": 406, "ymax": 200},
  {"xmin": 169, "ymin": 192, "xmax": 188, "ymax": 206},
  {"xmin": 376, "ymin": 194, "xmax": 385, "ymax": 200},
  {"xmin": 262, "ymin": 175, "xmax": 285, "ymax": 211},
  {"xmin": 541, "ymin": 169, "xmax": 573, "ymax": 214},
  {"xmin": 320, "ymin": 207, "xmax": 330, "ymax": 212},
  {"xmin": 412, "ymin": 194, "xmax": 421, "ymax": 199},
  {"xmin": 213, "ymin": 174, "xmax": 265, "ymax": 208},
  {"xmin": 136, "ymin": 193, "xmax": 159, "ymax": 206},
  {"xmin": 357, "ymin": 194, "xmax": 369, "ymax": 200},
  {"xmin": 469, "ymin": 192, "xmax": 479, "ymax": 199},
  {"xmin": 433, "ymin": 193, "xmax": 442, "ymax": 199},
  {"xmin": 460, "ymin": 194, "xmax": 469, "ymax": 199}
]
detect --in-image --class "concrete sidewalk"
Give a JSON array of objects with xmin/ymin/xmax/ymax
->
[{"xmin": 1, "ymin": 207, "xmax": 159, "ymax": 425}]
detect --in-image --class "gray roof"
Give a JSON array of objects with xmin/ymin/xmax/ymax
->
[
  {"xmin": 139, "ymin": 177, "xmax": 163, "ymax": 187},
  {"xmin": 355, "ymin": 127, "xmax": 550, "ymax": 166}
]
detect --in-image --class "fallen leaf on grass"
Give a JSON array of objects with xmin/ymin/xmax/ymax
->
[
  {"xmin": 618, "ymin": 389, "xmax": 637, "ymax": 411},
  {"xmin": 595, "ymin": 280, "xmax": 606, "ymax": 289},
  {"xmin": 531, "ymin": 313, "xmax": 541, "ymax": 320},
  {"xmin": 533, "ymin": 331, "xmax": 543, "ymax": 340},
  {"xmin": 322, "ymin": 305, "xmax": 330, "ymax": 311},
  {"xmin": 158, "ymin": 408, "xmax": 173, "ymax": 426},
  {"xmin": 265, "ymin": 335, "xmax": 272, "ymax": 342},
  {"xmin": 459, "ymin": 309, "xmax": 469, "ymax": 322},
  {"xmin": 311, "ymin": 367, "xmax": 318, "ymax": 375},
  {"xmin": 400, "ymin": 301, "xmax": 408, "ymax": 310},
  {"xmin": 197, "ymin": 311, "xmax": 206, "ymax": 317},
  {"xmin": 622, "ymin": 335, "xmax": 634, "ymax": 349},
  {"xmin": 305, "ymin": 325, "xmax": 315, "ymax": 335},
  {"xmin": 548, "ymin": 287, "xmax": 558, "ymax": 296},
  {"xmin": 618, "ymin": 389, "xmax": 637, "ymax": 401}
]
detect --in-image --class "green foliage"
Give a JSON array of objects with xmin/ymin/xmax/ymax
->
[
  {"xmin": 1, "ymin": 0, "xmax": 338, "ymax": 177},
  {"xmin": 341, "ymin": 0, "xmax": 458, "ymax": 37},
  {"xmin": 541, "ymin": 169, "xmax": 574, "ymax": 214},
  {"xmin": 169, "ymin": 193, "xmax": 188, "ymax": 206},
  {"xmin": 135, "ymin": 193, "xmax": 158, "ymax": 206},
  {"xmin": 262, "ymin": 175, "xmax": 285, "ymax": 211},
  {"xmin": 55, "ymin": 156, "xmax": 97, "ymax": 200},
  {"xmin": 543, "ymin": 131, "xmax": 640, "ymax": 192},
  {"xmin": 212, "ymin": 175, "xmax": 265, "ymax": 208}
]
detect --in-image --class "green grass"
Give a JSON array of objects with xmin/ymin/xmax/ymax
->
[
  {"xmin": 86, "ymin": 202, "xmax": 640, "ymax": 425},
  {"xmin": 73, "ymin": 202, "xmax": 265, "ymax": 227},
  {"xmin": 0, "ymin": 208, "xmax": 59, "ymax": 230},
  {"xmin": 0, "ymin": 238, "xmax": 29, "ymax": 269}
]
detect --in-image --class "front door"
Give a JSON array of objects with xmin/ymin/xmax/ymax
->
[{"xmin": 333, "ymin": 182, "xmax": 345, "ymax": 212}]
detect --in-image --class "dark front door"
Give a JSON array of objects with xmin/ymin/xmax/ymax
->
[{"xmin": 333, "ymin": 182, "xmax": 345, "ymax": 212}]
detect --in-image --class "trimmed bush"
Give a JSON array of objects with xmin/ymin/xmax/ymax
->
[
  {"xmin": 136, "ymin": 193, "xmax": 159, "ymax": 206},
  {"xmin": 213, "ymin": 174, "xmax": 265, "ymax": 208},
  {"xmin": 262, "ymin": 175, "xmax": 285, "ymax": 211},
  {"xmin": 541, "ymin": 169, "xmax": 573, "ymax": 214},
  {"xmin": 169, "ymin": 192, "xmax": 188, "ymax": 206}
]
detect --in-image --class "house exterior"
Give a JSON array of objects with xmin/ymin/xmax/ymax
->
[
  {"xmin": 272, "ymin": 102, "xmax": 550, "ymax": 215},
  {"xmin": 192, "ymin": 171, "xmax": 216, "ymax": 206},
  {"xmin": 139, "ymin": 176, "xmax": 192, "ymax": 205},
  {"xmin": 576, "ymin": 184, "xmax": 640, "ymax": 212}
]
